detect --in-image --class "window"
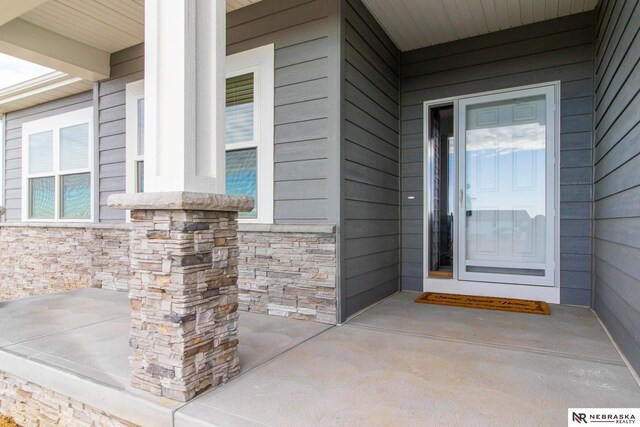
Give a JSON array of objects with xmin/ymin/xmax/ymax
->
[
  {"xmin": 126, "ymin": 80, "xmax": 144, "ymax": 194},
  {"xmin": 226, "ymin": 44, "xmax": 274, "ymax": 223},
  {"xmin": 125, "ymin": 44, "xmax": 275, "ymax": 223},
  {"xmin": 22, "ymin": 107, "xmax": 93, "ymax": 221}
]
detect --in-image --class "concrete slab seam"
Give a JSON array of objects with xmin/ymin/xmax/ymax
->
[{"xmin": 344, "ymin": 323, "xmax": 628, "ymax": 367}]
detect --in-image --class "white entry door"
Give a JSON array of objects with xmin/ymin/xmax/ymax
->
[{"xmin": 457, "ymin": 86, "xmax": 557, "ymax": 286}]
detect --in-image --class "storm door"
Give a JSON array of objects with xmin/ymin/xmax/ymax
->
[{"xmin": 456, "ymin": 86, "xmax": 556, "ymax": 286}]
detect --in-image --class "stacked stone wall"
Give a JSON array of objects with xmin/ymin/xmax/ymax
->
[
  {"xmin": 0, "ymin": 370, "xmax": 139, "ymax": 427},
  {"xmin": 0, "ymin": 223, "xmax": 339, "ymax": 325},
  {"xmin": 0, "ymin": 225, "xmax": 130, "ymax": 300},
  {"xmin": 237, "ymin": 225, "xmax": 337, "ymax": 324}
]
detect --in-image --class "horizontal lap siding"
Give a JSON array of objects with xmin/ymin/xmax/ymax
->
[
  {"xmin": 342, "ymin": 0, "xmax": 400, "ymax": 317},
  {"xmin": 3, "ymin": 92, "xmax": 93, "ymax": 221},
  {"xmin": 593, "ymin": 0, "xmax": 640, "ymax": 372},
  {"xmin": 98, "ymin": 43, "xmax": 144, "ymax": 223},
  {"xmin": 229, "ymin": 0, "xmax": 333, "ymax": 223},
  {"xmin": 400, "ymin": 13, "xmax": 595, "ymax": 304}
]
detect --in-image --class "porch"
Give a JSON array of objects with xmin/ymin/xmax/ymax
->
[{"xmin": 0, "ymin": 289, "xmax": 637, "ymax": 426}]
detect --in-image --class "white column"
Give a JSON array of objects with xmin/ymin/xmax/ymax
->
[{"xmin": 144, "ymin": 0, "xmax": 226, "ymax": 193}]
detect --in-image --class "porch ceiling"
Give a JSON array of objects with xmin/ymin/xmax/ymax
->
[
  {"xmin": 0, "ymin": 0, "xmax": 263, "ymax": 114},
  {"xmin": 362, "ymin": 0, "xmax": 598, "ymax": 52},
  {"xmin": 19, "ymin": 0, "xmax": 264, "ymax": 54}
]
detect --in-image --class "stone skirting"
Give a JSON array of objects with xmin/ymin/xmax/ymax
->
[
  {"xmin": 0, "ymin": 370, "xmax": 139, "ymax": 427},
  {"xmin": 237, "ymin": 224, "xmax": 337, "ymax": 324},
  {"xmin": 0, "ymin": 221, "xmax": 338, "ymax": 326},
  {"xmin": 0, "ymin": 224, "xmax": 130, "ymax": 301}
]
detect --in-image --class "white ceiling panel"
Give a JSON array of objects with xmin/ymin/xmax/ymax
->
[
  {"xmin": 22, "ymin": 0, "xmax": 145, "ymax": 53},
  {"xmin": 20, "ymin": 0, "xmax": 263, "ymax": 54},
  {"xmin": 362, "ymin": 0, "xmax": 598, "ymax": 52},
  {"xmin": 227, "ymin": 0, "xmax": 263, "ymax": 12}
]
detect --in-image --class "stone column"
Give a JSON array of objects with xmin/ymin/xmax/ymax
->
[{"xmin": 109, "ymin": 192, "xmax": 253, "ymax": 402}]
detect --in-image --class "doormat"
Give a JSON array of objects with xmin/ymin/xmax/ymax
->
[{"xmin": 415, "ymin": 292, "xmax": 550, "ymax": 315}]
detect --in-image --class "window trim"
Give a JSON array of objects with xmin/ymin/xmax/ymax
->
[
  {"xmin": 125, "ymin": 80, "xmax": 144, "ymax": 196},
  {"xmin": 226, "ymin": 44, "xmax": 274, "ymax": 224},
  {"xmin": 125, "ymin": 45, "xmax": 275, "ymax": 224},
  {"xmin": 21, "ymin": 107, "xmax": 94, "ymax": 222},
  {"xmin": 0, "ymin": 115, "xmax": 5, "ymax": 214}
]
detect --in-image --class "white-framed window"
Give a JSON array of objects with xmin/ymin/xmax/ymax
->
[
  {"xmin": 125, "ymin": 44, "xmax": 275, "ymax": 223},
  {"xmin": 125, "ymin": 80, "xmax": 145, "ymax": 195},
  {"xmin": 0, "ymin": 115, "xmax": 4, "ymax": 213},
  {"xmin": 226, "ymin": 44, "xmax": 274, "ymax": 223},
  {"xmin": 21, "ymin": 107, "xmax": 94, "ymax": 222}
]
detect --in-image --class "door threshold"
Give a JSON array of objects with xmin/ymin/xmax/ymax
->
[{"xmin": 423, "ymin": 278, "xmax": 560, "ymax": 304}]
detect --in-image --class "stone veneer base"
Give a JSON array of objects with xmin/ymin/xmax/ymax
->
[
  {"xmin": 0, "ymin": 370, "xmax": 139, "ymax": 427},
  {"xmin": 0, "ymin": 222, "xmax": 339, "ymax": 325},
  {"xmin": 238, "ymin": 224, "xmax": 337, "ymax": 324},
  {"xmin": 0, "ymin": 224, "xmax": 130, "ymax": 301},
  {"xmin": 126, "ymin": 208, "xmax": 242, "ymax": 401}
]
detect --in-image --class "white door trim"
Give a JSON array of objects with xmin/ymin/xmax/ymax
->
[
  {"xmin": 421, "ymin": 81, "xmax": 561, "ymax": 303},
  {"xmin": 423, "ymin": 277, "xmax": 560, "ymax": 303}
]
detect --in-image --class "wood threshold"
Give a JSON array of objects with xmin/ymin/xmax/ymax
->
[{"xmin": 428, "ymin": 271, "xmax": 454, "ymax": 278}]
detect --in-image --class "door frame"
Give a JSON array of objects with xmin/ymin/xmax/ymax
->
[{"xmin": 421, "ymin": 81, "xmax": 561, "ymax": 303}]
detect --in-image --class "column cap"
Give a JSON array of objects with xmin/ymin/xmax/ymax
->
[{"xmin": 107, "ymin": 192, "xmax": 254, "ymax": 212}]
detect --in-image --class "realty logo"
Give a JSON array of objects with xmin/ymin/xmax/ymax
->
[
  {"xmin": 573, "ymin": 412, "xmax": 587, "ymax": 423},
  {"xmin": 568, "ymin": 408, "xmax": 639, "ymax": 425}
]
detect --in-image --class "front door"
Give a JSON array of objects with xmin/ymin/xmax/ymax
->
[{"xmin": 424, "ymin": 84, "xmax": 558, "ymax": 297}]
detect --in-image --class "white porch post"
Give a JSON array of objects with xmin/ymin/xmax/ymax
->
[{"xmin": 144, "ymin": 0, "xmax": 226, "ymax": 193}]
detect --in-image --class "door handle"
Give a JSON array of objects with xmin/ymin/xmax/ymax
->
[{"xmin": 459, "ymin": 189, "xmax": 464, "ymax": 207}]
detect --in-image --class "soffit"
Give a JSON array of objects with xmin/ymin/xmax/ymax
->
[
  {"xmin": 362, "ymin": 0, "xmax": 598, "ymax": 52},
  {"xmin": 20, "ymin": 0, "xmax": 264, "ymax": 54}
]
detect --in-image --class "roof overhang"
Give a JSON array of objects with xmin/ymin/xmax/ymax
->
[
  {"xmin": 0, "ymin": 0, "xmax": 263, "ymax": 114},
  {"xmin": 361, "ymin": 0, "xmax": 598, "ymax": 52}
]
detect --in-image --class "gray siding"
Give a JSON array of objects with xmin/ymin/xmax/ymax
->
[
  {"xmin": 400, "ymin": 12, "xmax": 595, "ymax": 305},
  {"xmin": 98, "ymin": 43, "xmax": 144, "ymax": 223},
  {"xmin": 341, "ymin": 0, "xmax": 400, "ymax": 317},
  {"xmin": 6, "ymin": 0, "xmax": 338, "ymax": 224},
  {"xmin": 229, "ymin": 0, "xmax": 338, "ymax": 223},
  {"xmin": 3, "ymin": 92, "xmax": 93, "ymax": 221},
  {"xmin": 593, "ymin": 0, "xmax": 640, "ymax": 372}
]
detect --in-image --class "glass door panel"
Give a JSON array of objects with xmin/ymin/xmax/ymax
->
[
  {"xmin": 427, "ymin": 105, "xmax": 455, "ymax": 278},
  {"xmin": 458, "ymin": 87, "xmax": 555, "ymax": 286}
]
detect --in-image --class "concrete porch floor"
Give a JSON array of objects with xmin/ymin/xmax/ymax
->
[{"xmin": 0, "ymin": 289, "xmax": 638, "ymax": 426}]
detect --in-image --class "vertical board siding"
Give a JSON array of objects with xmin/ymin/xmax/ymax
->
[
  {"xmin": 400, "ymin": 12, "xmax": 595, "ymax": 305},
  {"xmin": 593, "ymin": 0, "xmax": 640, "ymax": 372},
  {"xmin": 3, "ymin": 92, "xmax": 93, "ymax": 221},
  {"xmin": 342, "ymin": 0, "xmax": 400, "ymax": 317},
  {"xmin": 229, "ymin": 0, "xmax": 334, "ymax": 223},
  {"xmin": 98, "ymin": 43, "xmax": 144, "ymax": 223}
]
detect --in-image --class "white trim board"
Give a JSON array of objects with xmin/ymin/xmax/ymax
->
[
  {"xmin": 226, "ymin": 44, "xmax": 275, "ymax": 224},
  {"xmin": 423, "ymin": 277, "xmax": 560, "ymax": 304},
  {"xmin": 421, "ymin": 81, "xmax": 561, "ymax": 303}
]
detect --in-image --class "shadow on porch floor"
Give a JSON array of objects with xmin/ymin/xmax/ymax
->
[{"xmin": 0, "ymin": 289, "xmax": 638, "ymax": 426}]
